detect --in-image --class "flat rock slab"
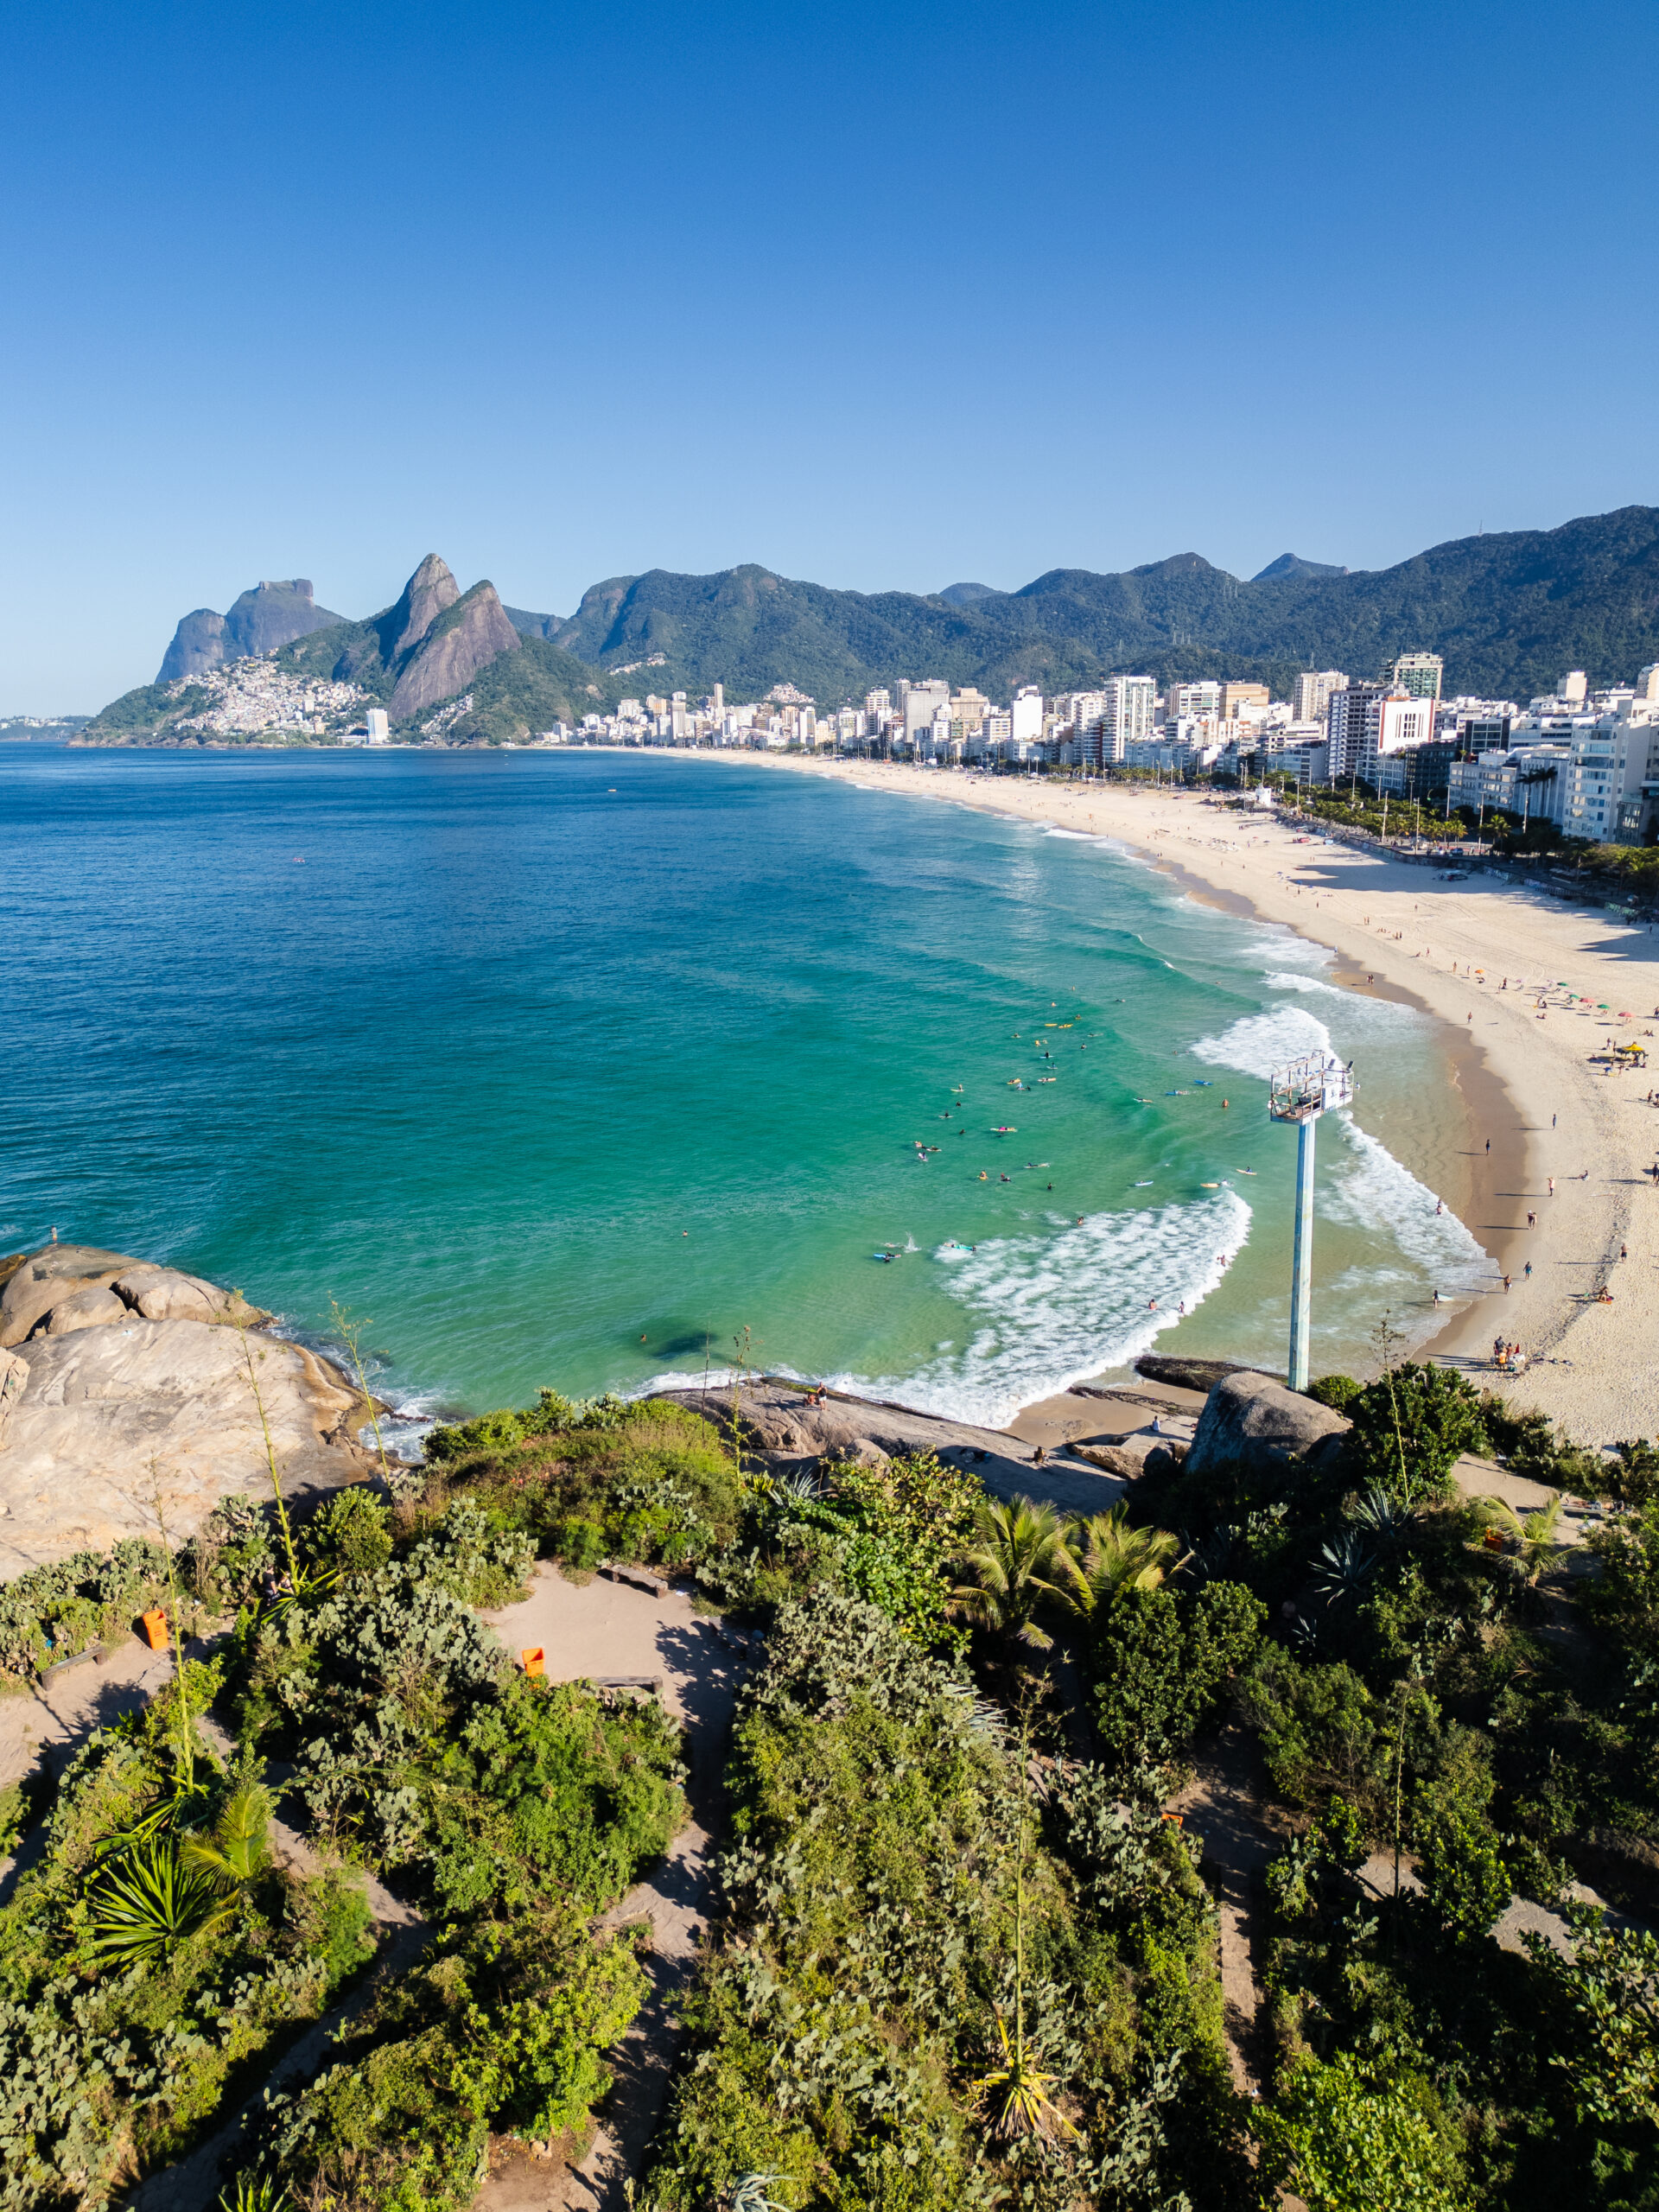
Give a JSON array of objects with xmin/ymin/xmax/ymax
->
[
  {"xmin": 0, "ymin": 1319, "xmax": 370, "ymax": 1575},
  {"xmin": 646, "ymin": 1380, "xmax": 1128, "ymax": 1519}
]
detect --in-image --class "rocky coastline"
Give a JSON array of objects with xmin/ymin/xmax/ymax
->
[{"xmin": 0, "ymin": 1243, "xmax": 378, "ymax": 1576}]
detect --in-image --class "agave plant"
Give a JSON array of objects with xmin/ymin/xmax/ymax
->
[
  {"xmin": 218, "ymin": 2177, "xmax": 294, "ymax": 2212},
  {"xmin": 728, "ymin": 2177, "xmax": 792, "ymax": 2212},
  {"xmin": 181, "ymin": 1782, "xmax": 271, "ymax": 1889},
  {"xmin": 1309, "ymin": 1529, "xmax": 1376, "ymax": 1611},
  {"xmin": 971, "ymin": 2005, "xmax": 1080, "ymax": 2142},
  {"xmin": 1349, "ymin": 1484, "xmax": 1421, "ymax": 1547},
  {"xmin": 947, "ymin": 1497, "xmax": 1077, "ymax": 1649},
  {"xmin": 86, "ymin": 1840, "xmax": 237, "ymax": 1964},
  {"xmin": 1063, "ymin": 1505, "xmax": 1185, "ymax": 1615}
]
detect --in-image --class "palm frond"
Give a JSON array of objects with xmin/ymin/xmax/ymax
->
[{"xmin": 86, "ymin": 1841, "xmax": 237, "ymax": 1964}]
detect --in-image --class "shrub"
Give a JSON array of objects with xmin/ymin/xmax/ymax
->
[
  {"xmin": 1093, "ymin": 1580, "xmax": 1265, "ymax": 1778},
  {"xmin": 1258, "ymin": 2050, "xmax": 1465, "ymax": 2210},
  {"xmin": 1345, "ymin": 1364, "xmax": 1482, "ymax": 1505},
  {"xmin": 303, "ymin": 1486, "xmax": 393, "ymax": 1580}
]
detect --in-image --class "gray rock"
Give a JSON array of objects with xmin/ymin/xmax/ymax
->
[
  {"xmin": 40, "ymin": 1286, "xmax": 129, "ymax": 1336},
  {"xmin": 0, "ymin": 1352, "xmax": 26, "ymax": 1450},
  {"xmin": 386, "ymin": 553, "xmax": 461, "ymax": 664},
  {"xmin": 0, "ymin": 1245, "xmax": 136, "ymax": 1348},
  {"xmin": 156, "ymin": 580, "xmax": 346, "ymax": 683},
  {"xmin": 1184, "ymin": 1371, "xmax": 1350, "ymax": 1486},
  {"xmin": 389, "ymin": 582, "xmax": 521, "ymax": 721},
  {"xmin": 0, "ymin": 1317, "xmax": 371, "ymax": 1576}
]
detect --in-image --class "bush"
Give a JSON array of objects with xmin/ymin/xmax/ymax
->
[
  {"xmin": 1258, "ymin": 2050, "xmax": 1466, "ymax": 2210},
  {"xmin": 1093, "ymin": 1580, "xmax": 1265, "ymax": 1778},
  {"xmin": 1307, "ymin": 1374, "xmax": 1361, "ymax": 1412},
  {"xmin": 1345, "ymin": 1365, "xmax": 1482, "ymax": 1504}
]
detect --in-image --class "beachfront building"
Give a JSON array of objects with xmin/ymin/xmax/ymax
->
[
  {"xmin": 1103, "ymin": 675, "xmax": 1157, "ymax": 760},
  {"xmin": 1293, "ymin": 670, "xmax": 1348, "ymax": 724},
  {"xmin": 1446, "ymin": 745, "xmax": 1570, "ymax": 828},
  {"xmin": 1326, "ymin": 684, "xmax": 1435, "ymax": 780},
  {"xmin": 1392, "ymin": 652, "xmax": 1444, "ymax": 702}
]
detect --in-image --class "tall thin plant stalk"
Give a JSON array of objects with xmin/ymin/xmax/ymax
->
[
  {"xmin": 232, "ymin": 1308, "xmax": 300, "ymax": 1588},
  {"xmin": 143, "ymin": 1464, "xmax": 194, "ymax": 1794},
  {"xmin": 329, "ymin": 1298, "xmax": 391, "ymax": 1484}
]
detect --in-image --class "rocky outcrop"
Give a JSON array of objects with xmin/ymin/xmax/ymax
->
[
  {"xmin": 0, "ymin": 1243, "xmax": 372, "ymax": 1576},
  {"xmin": 389, "ymin": 582, "xmax": 521, "ymax": 720},
  {"xmin": 0, "ymin": 1245, "xmax": 259, "ymax": 1348},
  {"xmin": 1183, "ymin": 1371, "xmax": 1350, "ymax": 1487},
  {"xmin": 1135, "ymin": 1354, "xmax": 1273, "ymax": 1395},
  {"xmin": 157, "ymin": 580, "xmax": 346, "ymax": 682},
  {"xmin": 386, "ymin": 553, "xmax": 461, "ymax": 664}
]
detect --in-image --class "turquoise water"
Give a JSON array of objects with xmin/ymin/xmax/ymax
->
[{"xmin": 1, "ymin": 744, "xmax": 1488, "ymax": 1426}]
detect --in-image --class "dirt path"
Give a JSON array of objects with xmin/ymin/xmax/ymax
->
[
  {"xmin": 1174, "ymin": 1725, "xmax": 1292, "ymax": 2097},
  {"xmin": 474, "ymin": 1565, "xmax": 747, "ymax": 2210}
]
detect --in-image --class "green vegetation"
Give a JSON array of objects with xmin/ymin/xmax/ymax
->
[
  {"xmin": 1133, "ymin": 1351, "xmax": 1659, "ymax": 2211},
  {"xmin": 4, "ymin": 1359, "xmax": 1655, "ymax": 2208}
]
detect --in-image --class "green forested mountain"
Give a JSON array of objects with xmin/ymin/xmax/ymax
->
[
  {"xmin": 82, "ymin": 505, "xmax": 1659, "ymax": 743},
  {"xmin": 546, "ymin": 506, "xmax": 1659, "ymax": 705}
]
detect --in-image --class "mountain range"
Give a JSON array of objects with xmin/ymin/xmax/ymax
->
[
  {"xmin": 159, "ymin": 579, "xmax": 346, "ymax": 680},
  {"xmin": 84, "ymin": 505, "xmax": 1659, "ymax": 746}
]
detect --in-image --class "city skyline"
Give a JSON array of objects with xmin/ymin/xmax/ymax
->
[{"xmin": 4, "ymin": 0, "xmax": 1656, "ymax": 712}]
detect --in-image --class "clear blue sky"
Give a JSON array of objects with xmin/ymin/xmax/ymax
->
[{"xmin": 4, "ymin": 0, "xmax": 1656, "ymax": 711}]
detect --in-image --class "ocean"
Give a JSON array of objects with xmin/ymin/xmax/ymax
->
[{"xmin": 1, "ymin": 743, "xmax": 1489, "ymax": 1428}]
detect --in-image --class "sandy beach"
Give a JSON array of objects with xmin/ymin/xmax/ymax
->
[{"xmin": 695, "ymin": 750, "xmax": 1659, "ymax": 1446}]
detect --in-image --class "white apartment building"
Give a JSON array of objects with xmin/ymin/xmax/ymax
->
[
  {"xmin": 902, "ymin": 681, "xmax": 950, "ymax": 747},
  {"xmin": 1446, "ymin": 746, "xmax": 1569, "ymax": 828},
  {"xmin": 1102, "ymin": 675, "xmax": 1157, "ymax": 761},
  {"xmin": 365, "ymin": 708, "xmax": 389, "ymax": 743},
  {"xmin": 1167, "ymin": 681, "xmax": 1222, "ymax": 722},
  {"xmin": 1326, "ymin": 684, "xmax": 1433, "ymax": 779},
  {"xmin": 1011, "ymin": 686, "xmax": 1044, "ymax": 746},
  {"xmin": 1293, "ymin": 670, "xmax": 1348, "ymax": 724}
]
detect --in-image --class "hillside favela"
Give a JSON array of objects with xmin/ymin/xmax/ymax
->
[{"xmin": 5, "ymin": 6, "xmax": 1659, "ymax": 2212}]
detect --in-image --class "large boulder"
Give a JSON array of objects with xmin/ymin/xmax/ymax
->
[
  {"xmin": 0, "ymin": 1243, "xmax": 261, "ymax": 1348},
  {"xmin": 41, "ymin": 1286, "xmax": 129, "ymax": 1336},
  {"xmin": 111, "ymin": 1263, "xmax": 250, "ymax": 1324},
  {"xmin": 0, "ymin": 1244, "xmax": 135, "ymax": 1347},
  {"xmin": 0, "ymin": 1317, "xmax": 372, "ymax": 1576},
  {"xmin": 1183, "ymin": 1371, "xmax": 1351, "ymax": 1487}
]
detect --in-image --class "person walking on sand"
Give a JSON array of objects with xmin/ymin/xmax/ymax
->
[
  {"xmin": 1503, "ymin": 1274, "xmax": 1512, "ymax": 1293},
  {"xmin": 1524, "ymin": 1261, "xmax": 1533, "ymax": 1279},
  {"xmin": 1548, "ymin": 1177, "xmax": 1555, "ymax": 1196},
  {"xmin": 1527, "ymin": 1211, "xmax": 1536, "ymax": 1228}
]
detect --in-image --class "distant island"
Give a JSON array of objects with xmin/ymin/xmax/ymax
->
[{"xmin": 71, "ymin": 504, "xmax": 1659, "ymax": 750}]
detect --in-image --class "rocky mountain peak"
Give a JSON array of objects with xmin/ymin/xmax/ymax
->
[
  {"xmin": 388, "ymin": 582, "xmax": 521, "ymax": 721},
  {"xmin": 388, "ymin": 554, "xmax": 461, "ymax": 664},
  {"xmin": 157, "ymin": 576, "xmax": 346, "ymax": 683}
]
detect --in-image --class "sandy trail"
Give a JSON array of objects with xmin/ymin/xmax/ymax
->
[{"xmin": 705, "ymin": 753, "xmax": 1659, "ymax": 1444}]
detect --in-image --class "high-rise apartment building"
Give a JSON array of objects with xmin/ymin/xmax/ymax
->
[
  {"xmin": 1167, "ymin": 681, "xmax": 1222, "ymax": 722},
  {"xmin": 1328, "ymin": 684, "xmax": 1435, "ymax": 779},
  {"xmin": 1010, "ymin": 686, "xmax": 1044, "ymax": 745},
  {"xmin": 1294, "ymin": 670, "xmax": 1348, "ymax": 724},
  {"xmin": 1392, "ymin": 652, "xmax": 1444, "ymax": 702},
  {"xmin": 1102, "ymin": 675, "xmax": 1157, "ymax": 761},
  {"xmin": 1221, "ymin": 681, "xmax": 1270, "ymax": 721}
]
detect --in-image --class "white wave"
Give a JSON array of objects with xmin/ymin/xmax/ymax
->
[
  {"xmin": 819, "ymin": 1192, "xmax": 1254, "ymax": 1430},
  {"xmin": 1192, "ymin": 1007, "xmax": 1490, "ymax": 1289},
  {"xmin": 1324, "ymin": 1116, "xmax": 1490, "ymax": 1287},
  {"xmin": 1192, "ymin": 1004, "xmax": 1332, "ymax": 1080}
]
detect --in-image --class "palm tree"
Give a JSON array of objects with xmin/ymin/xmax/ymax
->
[
  {"xmin": 948, "ymin": 1497, "xmax": 1077, "ymax": 1649},
  {"xmin": 1061, "ymin": 1506, "xmax": 1185, "ymax": 1617},
  {"xmin": 1475, "ymin": 1491, "xmax": 1566, "ymax": 1585},
  {"xmin": 181, "ymin": 1782, "xmax": 271, "ymax": 1889}
]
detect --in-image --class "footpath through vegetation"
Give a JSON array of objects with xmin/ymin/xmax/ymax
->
[{"xmin": 0, "ymin": 1354, "xmax": 1654, "ymax": 2210}]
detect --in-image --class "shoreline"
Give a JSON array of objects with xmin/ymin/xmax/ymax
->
[{"xmin": 683, "ymin": 749, "xmax": 1659, "ymax": 1442}]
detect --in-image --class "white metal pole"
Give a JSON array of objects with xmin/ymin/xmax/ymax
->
[{"xmin": 1288, "ymin": 1112, "xmax": 1318, "ymax": 1389}]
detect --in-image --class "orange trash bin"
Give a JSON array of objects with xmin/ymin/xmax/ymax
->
[
  {"xmin": 141, "ymin": 1609, "xmax": 170, "ymax": 1651},
  {"xmin": 521, "ymin": 1646, "xmax": 545, "ymax": 1677}
]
